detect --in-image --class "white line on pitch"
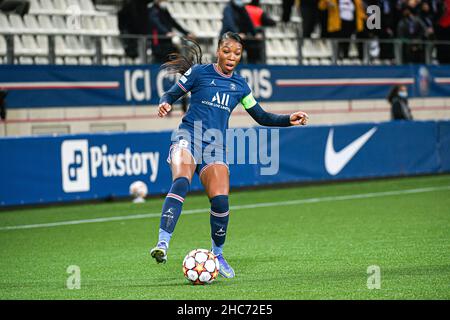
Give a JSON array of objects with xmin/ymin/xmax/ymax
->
[{"xmin": 0, "ymin": 185, "xmax": 449, "ymax": 231}]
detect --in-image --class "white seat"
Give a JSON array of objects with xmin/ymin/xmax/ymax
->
[
  {"xmin": 21, "ymin": 35, "xmax": 46, "ymax": 55},
  {"xmin": 64, "ymin": 56, "xmax": 79, "ymax": 64},
  {"xmin": 52, "ymin": 0, "xmax": 68, "ymax": 13},
  {"xmin": 13, "ymin": 36, "xmax": 28, "ymax": 55},
  {"xmin": 184, "ymin": 2, "xmax": 196, "ymax": 15},
  {"xmin": 35, "ymin": 56, "xmax": 49, "ymax": 64},
  {"xmin": 309, "ymin": 58, "xmax": 320, "ymax": 65},
  {"xmin": 0, "ymin": 14, "xmax": 12, "ymax": 32},
  {"xmin": 55, "ymin": 36, "xmax": 70, "ymax": 55},
  {"xmin": 65, "ymin": 35, "xmax": 95, "ymax": 56},
  {"xmin": 206, "ymin": 2, "xmax": 221, "ymax": 16},
  {"xmin": 37, "ymin": 15, "xmax": 54, "ymax": 32},
  {"xmin": 102, "ymin": 37, "xmax": 124, "ymax": 56},
  {"xmin": 195, "ymin": 2, "xmax": 208, "ymax": 16},
  {"xmin": 302, "ymin": 39, "xmax": 319, "ymax": 59},
  {"xmin": 0, "ymin": 35, "xmax": 6, "ymax": 56},
  {"xmin": 199, "ymin": 20, "xmax": 213, "ymax": 37},
  {"xmin": 78, "ymin": 56, "xmax": 93, "ymax": 65},
  {"xmin": 172, "ymin": 1, "xmax": 184, "ymax": 14},
  {"xmin": 80, "ymin": 0, "xmax": 96, "ymax": 13},
  {"xmin": 8, "ymin": 14, "xmax": 27, "ymax": 33},
  {"xmin": 40, "ymin": 0, "xmax": 56, "ymax": 13},
  {"xmin": 28, "ymin": 0, "xmax": 43, "ymax": 14},
  {"xmin": 18, "ymin": 56, "xmax": 34, "ymax": 64},
  {"xmin": 104, "ymin": 56, "xmax": 120, "ymax": 66},
  {"xmin": 92, "ymin": 16, "xmax": 108, "ymax": 32},
  {"xmin": 35, "ymin": 35, "xmax": 49, "ymax": 52},
  {"xmin": 80, "ymin": 15, "xmax": 95, "ymax": 32},
  {"xmin": 24, "ymin": 15, "xmax": 40, "ymax": 30},
  {"xmin": 105, "ymin": 15, "xmax": 118, "ymax": 30},
  {"xmin": 52, "ymin": 15, "xmax": 67, "ymax": 32}
]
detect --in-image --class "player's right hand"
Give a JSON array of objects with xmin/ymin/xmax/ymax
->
[{"xmin": 158, "ymin": 103, "xmax": 172, "ymax": 117}]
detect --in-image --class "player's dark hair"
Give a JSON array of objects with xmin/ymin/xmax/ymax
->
[
  {"xmin": 218, "ymin": 32, "xmax": 243, "ymax": 49},
  {"xmin": 161, "ymin": 38, "xmax": 203, "ymax": 75}
]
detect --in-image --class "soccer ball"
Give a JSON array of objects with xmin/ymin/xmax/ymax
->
[
  {"xmin": 129, "ymin": 180, "xmax": 148, "ymax": 203},
  {"xmin": 182, "ymin": 249, "xmax": 220, "ymax": 285}
]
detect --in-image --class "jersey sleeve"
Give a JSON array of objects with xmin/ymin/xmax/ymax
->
[
  {"xmin": 176, "ymin": 64, "xmax": 201, "ymax": 93},
  {"xmin": 159, "ymin": 64, "xmax": 201, "ymax": 105},
  {"xmin": 240, "ymin": 82, "xmax": 291, "ymax": 127}
]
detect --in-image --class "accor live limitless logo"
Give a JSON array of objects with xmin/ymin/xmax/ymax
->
[{"xmin": 61, "ymin": 140, "xmax": 159, "ymax": 193}]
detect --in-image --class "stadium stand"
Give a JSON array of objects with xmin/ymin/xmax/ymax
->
[
  {"xmin": 0, "ymin": 0, "xmax": 449, "ymax": 65},
  {"xmin": 0, "ymin": 0, "xmax": 449, "ymax": 137},
  {"xmin": 0, "ymin": 0, "xmax": 306, "ymax": 65}
]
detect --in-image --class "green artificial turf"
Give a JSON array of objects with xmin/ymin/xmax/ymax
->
[{"xmin": 0, "ymin": 175, "xmax": 449, "ymax": 299}]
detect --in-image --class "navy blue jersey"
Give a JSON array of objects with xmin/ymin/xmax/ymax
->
[{"xmin": 169, "ymin": 63, "xmax": 254, "ymax": 140}]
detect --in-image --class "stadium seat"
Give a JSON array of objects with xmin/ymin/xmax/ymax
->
[
  {"xmin": 0, "ymin": 14, "xmax": 11, "ymax": 34},
  {"xmin": 52, "ymin": 0, "xmax": 69, "ymax": 13},
  {"xmin": 0, "ymin": 35, "xmax": 6, "ymax": 63},
  {"xmin": 40, "ymin": 0, "xmax": 56, "ymax": 14},
  {"xmin": 24, "ymin": 15, "xmax": 40, "ymax": 31},
  {"xmin": 8, "ymin": 14, "xmax": 27, "ymax": 33},
  {"xmin": 37, "ymin": 15, "xmax": 54, "ymax": 32}
]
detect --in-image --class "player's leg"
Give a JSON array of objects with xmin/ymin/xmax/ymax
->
[
  {"xmin": 151, "ymin": 148, "xmax": 196, "ymax": 263},
  {"xmin": 199, "ymin": 163, "xmax": 235, "ymax": 278}
]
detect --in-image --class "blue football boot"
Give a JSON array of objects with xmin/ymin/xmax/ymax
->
[{"xmin": 216, "ymin": 254, "xmax": 235, "ymax": 278}]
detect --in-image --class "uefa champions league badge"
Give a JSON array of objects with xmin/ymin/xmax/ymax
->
[{"xmin": 418, "ymin": 66, "xmax": 430, "ymax": 97}]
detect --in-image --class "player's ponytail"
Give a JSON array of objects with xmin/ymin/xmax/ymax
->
[{"xmin": 161, "ymin": 38, "xmax": 203, "ymax": 75}]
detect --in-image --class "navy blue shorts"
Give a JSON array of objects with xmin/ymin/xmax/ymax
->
[{"xmin": 166, "ymin": 137, "xmax": 229, "ymax": 178}]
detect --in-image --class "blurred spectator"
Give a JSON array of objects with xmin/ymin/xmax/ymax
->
[
  {"xmin": 397, "ymin": 3, "xmax": 427, "ymax": 63},
  {"xmin": 436, "ymin": 0, "xmax": 450, "ymax": 64},
  {"xmin": 420, "ymin": 1, "xmax": 436, "ymax": 38},
  {"xmin": 245, "ymin": 0, "xmax": 276, "ymax": 31},
  {"xmin": 149, "ymin": 0, "xmax": 194, "ymax": 114},
  {"xmin": 282, "ymin": 0, "xmax": 296, "ymax": 23},
  {"xmin": 0, "ymin": 89, "xmax": 7, "ymax": 121},
  {"xmin": 300, "ymin": 0, "xmax": 321, "ymax": 38},
  {"xmin": 220, "ymin": 0, "xmax": 258, "ymax": 63},
  {"xmin": 368, "ymin": 0, "xmax": 396, "ymax": 60},
  {"xmin": 319, "ymin": 0, "xmax": 366, "ymax": 59},
  {"xmin": 387, "ymin": 85, "xmax": 413, "ymax": 120},
  {"xmin": 245, "ymin": 0, "xmax": 276, "ymax": 63},
  {"xmin": 149, "ymin": 0, "xmax": 195, "ymax": 64},
  {"xmin": 0, "ymin": 0, "xmax": 29, "ymax": 16},
  {"xmin": 118, "ymin": 0, "xmax": 153, "ymax": 59}
]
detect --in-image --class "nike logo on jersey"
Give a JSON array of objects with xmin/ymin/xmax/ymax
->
[{"xmin": 325, "ymin": 127, "xmax": 377, "ymax": 176}]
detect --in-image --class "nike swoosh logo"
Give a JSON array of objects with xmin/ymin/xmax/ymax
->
[{"xmin": 325, "ymin": 127, "xmax": 377, "ymax": 176}]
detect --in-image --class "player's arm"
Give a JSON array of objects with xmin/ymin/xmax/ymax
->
[
  {"xmin": 241, "ymin": 93, "xmax": 308, "ymax": 127},
  {"xmin": 158, "ymin": 66, "xmax": 199, "ymax": 118}
]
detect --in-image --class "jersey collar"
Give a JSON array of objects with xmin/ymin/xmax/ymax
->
[{"xmin": 213, "ymin": 63, "xmax": 233, "ymax": 78}]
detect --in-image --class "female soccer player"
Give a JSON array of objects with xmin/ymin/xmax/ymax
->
[{"xmin": 150, "ymin": 32, "xmax": 308, "ymax": 278}]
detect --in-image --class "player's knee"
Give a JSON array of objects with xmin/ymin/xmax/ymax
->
[{"xmin": 209, "ymin": 195, "xmax": 229, "ymax": 214}]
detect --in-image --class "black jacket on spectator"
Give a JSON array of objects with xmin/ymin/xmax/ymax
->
[
  {"xmin": 220, "ymin": 1, "xmax": 256, "ymax": 37},
  {"xmin": 391, "ymin": 96, "xmax": 413, "ymax": 120},
  {"xmin": 397, "ymin": 12, "xmax": 428, "ymax": 63},
  {"xmin": 149, "ymin": 3, "xmax": 189, "ymax": 63},
  {"xmin": 118, "ymin": 0, "xmax": 153, "ymax": 58}
]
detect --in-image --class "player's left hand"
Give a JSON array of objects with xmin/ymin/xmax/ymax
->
[{"xmin": 290, "ymin": 111, "xmax": 309, "ymax": 126}]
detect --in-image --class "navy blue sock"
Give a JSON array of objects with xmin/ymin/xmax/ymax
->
[
  {"xmin": 210, "ymin": 195, "xmax": 229, "ymax": 256},
  {"xmin": 158, "ymin": 177, "xmax": 190, "ymax": 245}
]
